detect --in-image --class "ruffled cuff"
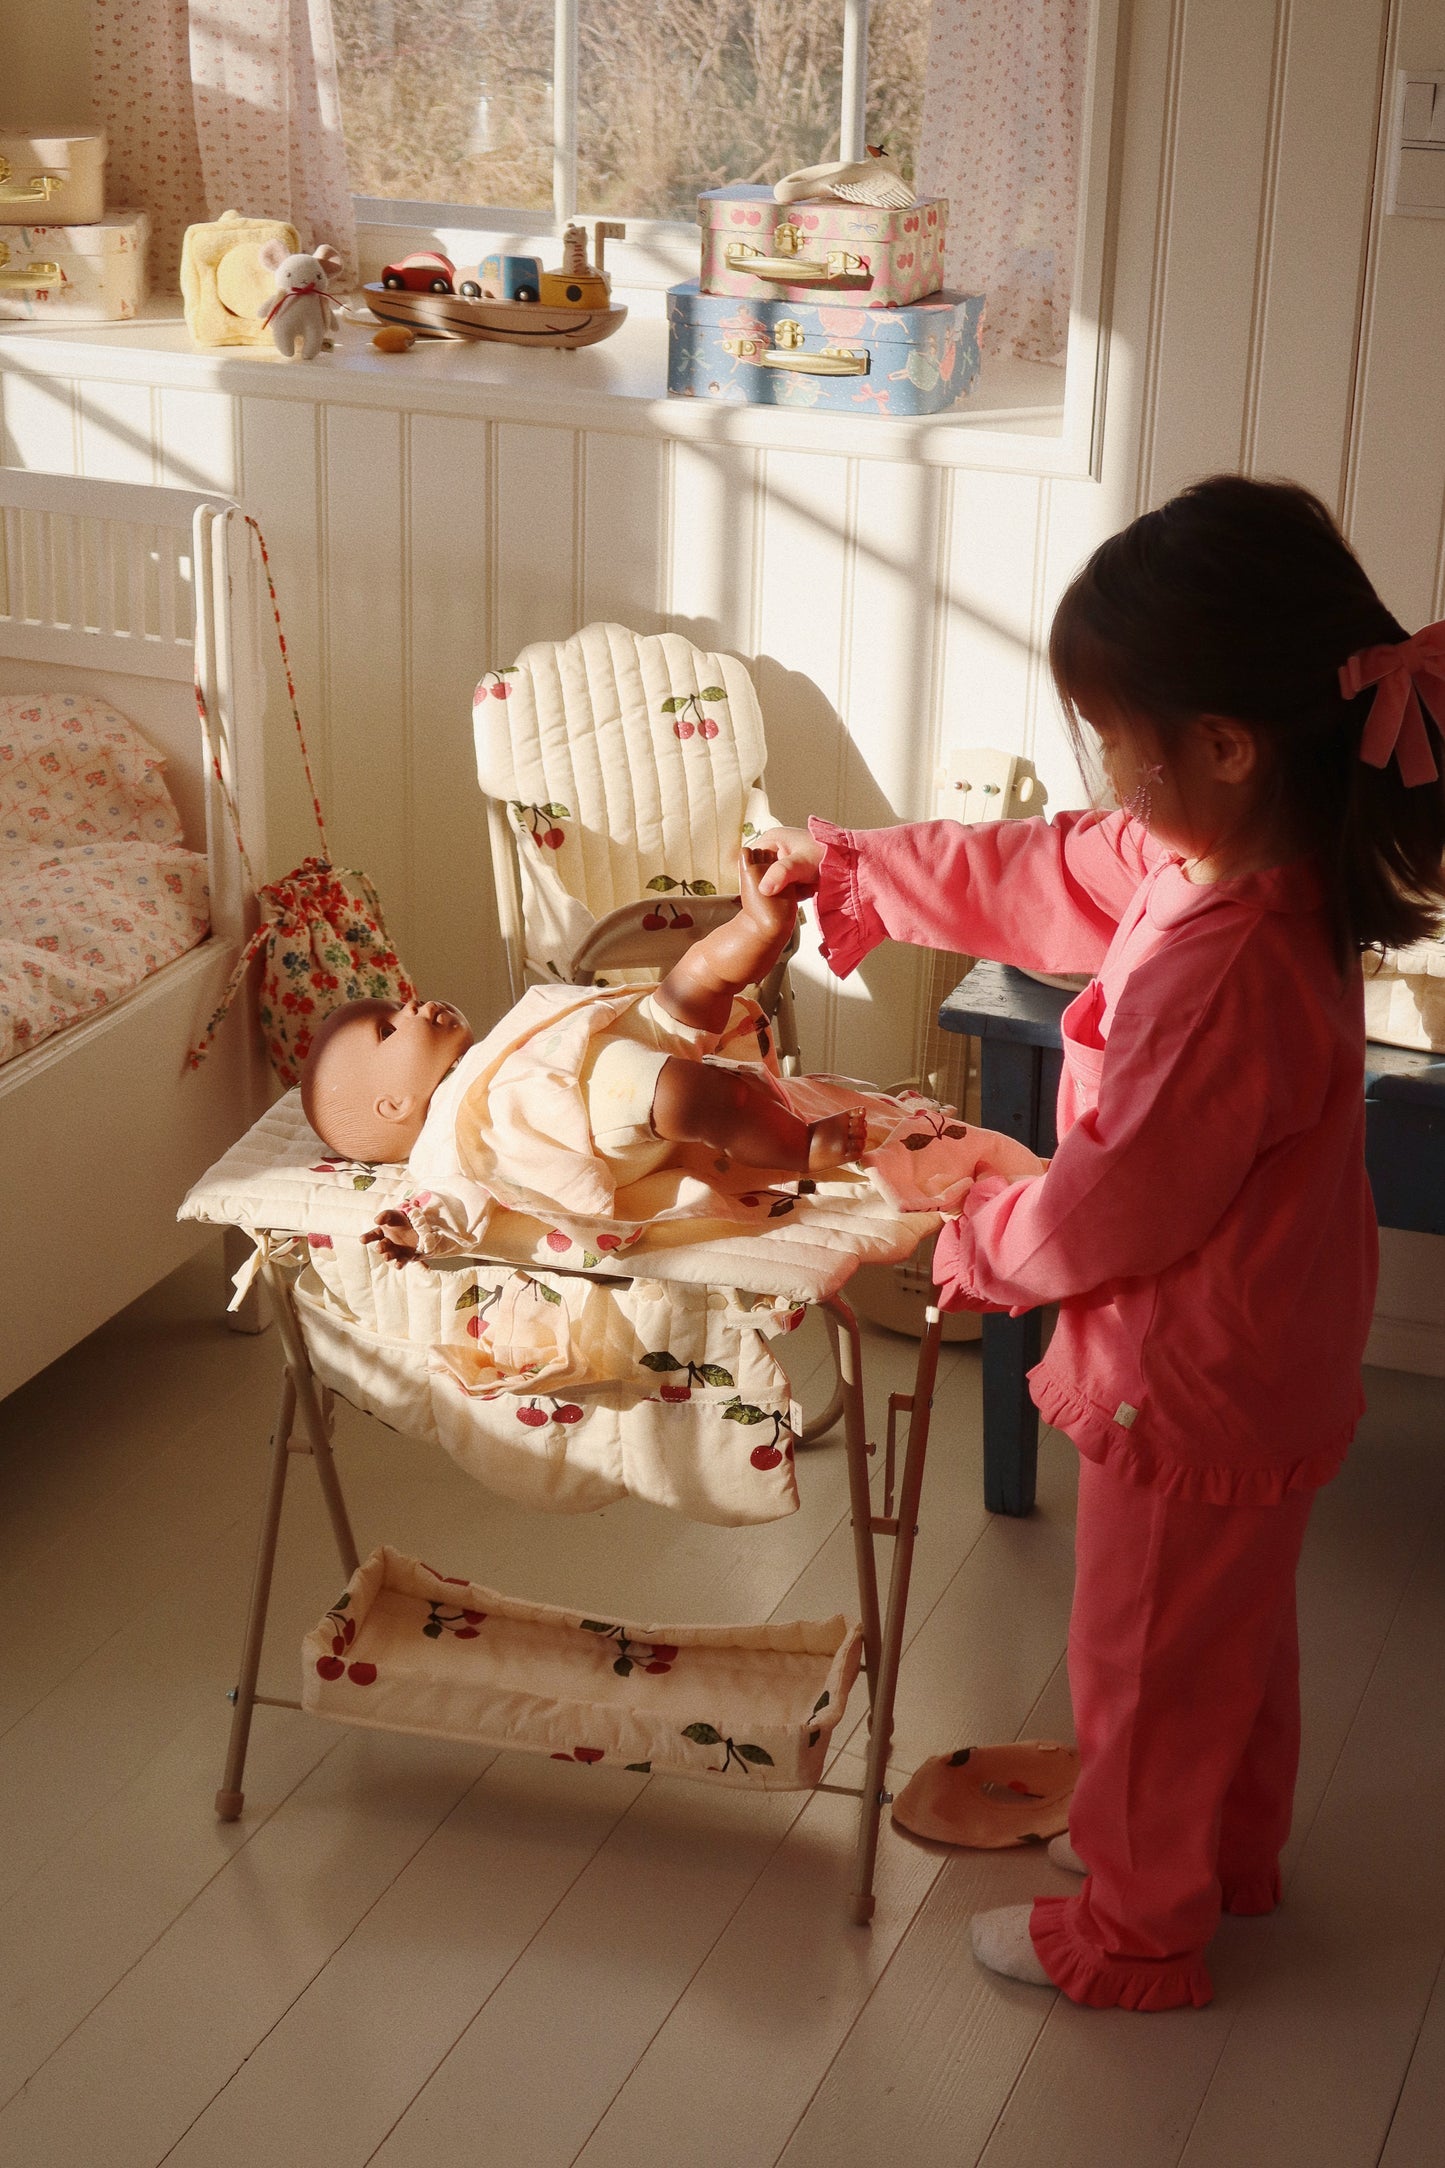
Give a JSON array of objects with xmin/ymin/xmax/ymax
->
[
  {"xmin": 807, "ymin": 817, "xmax": 887, "ymax": 980},
  {"xmin": 1029, "ymin": 1896, "xmax": 1214, "ymax": 2012},
  {"xmin": 932, "ymin": 1185, "xmax": 1035, "ymax": 1315}
]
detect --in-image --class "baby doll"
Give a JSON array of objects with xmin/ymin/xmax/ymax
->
[{"xmin": 301, "ymin": 850, "xmax": 869, "ymax": 1255}]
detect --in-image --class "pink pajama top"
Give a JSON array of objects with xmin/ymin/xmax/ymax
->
[{"xmin": 810, "ymin": 810, "xmax": 1377, "ymax": 1504}]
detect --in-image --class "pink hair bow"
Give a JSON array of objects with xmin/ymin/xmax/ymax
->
[{"xmin": 1339, "ymin": 621, "xmax": 1445, "ymax": 788}]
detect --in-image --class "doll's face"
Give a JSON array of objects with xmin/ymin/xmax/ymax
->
[{"xmin": 300, "ymin": 997, "xmax": 473, "ymax": 1161}]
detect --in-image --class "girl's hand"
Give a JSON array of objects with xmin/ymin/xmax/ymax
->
[{"xmin": 753, "ymin": 826, "xmax": 824, "ymax": 898}]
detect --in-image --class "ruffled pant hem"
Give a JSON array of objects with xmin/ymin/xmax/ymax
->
[
  {"xmin": 1029, "ymin": 1896, "xmax": 1214, "ymax": 2011},
  {"xmin": 1221, "ymin": 1863, "xmax": 1282, "ymax": 1916}
]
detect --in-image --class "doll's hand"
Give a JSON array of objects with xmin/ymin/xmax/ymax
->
[
  {"xmin": 753, "ymin": 827, "xmax": 823, "ymax": 899},
  {"xmin": 739, "ymin": 845, "xmax": 799, "ymax": 944},
  {"xmin": 362, "ymin": 1208, "xmax": 423, "ymax": 1268}
]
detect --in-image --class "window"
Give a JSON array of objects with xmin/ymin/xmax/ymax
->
[{"xmin": 333, "ymin": 0, "xmax": 930, "ymax": 229}]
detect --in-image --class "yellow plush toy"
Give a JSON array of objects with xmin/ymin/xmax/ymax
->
[{"xmin": 180, "ymin": 209, "xmax": 301, "ymax": 348}]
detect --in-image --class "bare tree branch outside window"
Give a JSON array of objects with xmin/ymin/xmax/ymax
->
[{"xmin": 332, "ymin": 0, "xmax": 929, "ymax": 220}]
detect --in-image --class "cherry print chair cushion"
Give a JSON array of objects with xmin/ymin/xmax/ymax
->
[{"xmin": 474, "ymin": 622, "xmax": 780, "ymax": 991}]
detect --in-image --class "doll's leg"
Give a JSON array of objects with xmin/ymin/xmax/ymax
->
[{"xmin": 651, "ymin": 1056, "xmax": 866, "ymax": 1172}]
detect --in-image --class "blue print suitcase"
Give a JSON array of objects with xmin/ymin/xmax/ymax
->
[{"xmin": 666, "ymin": 281, "xmax": 985, "ymax": 416}]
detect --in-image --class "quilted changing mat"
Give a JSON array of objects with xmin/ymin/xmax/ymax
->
[
  {"xmin": 0, "ymin": 693, "xmax": 209, "ymax": 1064},
  {"xmin": 180, "ymin": 1092, "xmax": 940, "ymax": 1527}
]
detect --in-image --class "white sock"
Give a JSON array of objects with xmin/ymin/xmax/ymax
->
[
  {"xmin": 970, "ymin": 1903, "xmax": 1052, "ymax": 1988},
  {"xmin": 1048, "ymin": 1831, "xmax": 1086, "ymax": 1875}
]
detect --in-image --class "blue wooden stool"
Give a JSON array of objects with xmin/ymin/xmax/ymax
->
[{"xmin": 940, "ymin": 960, "xmax": 1445, "ymax": 1517}]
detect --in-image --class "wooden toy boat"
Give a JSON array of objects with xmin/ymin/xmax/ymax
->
[{"xmin": 361, "ymin": 283, "xmax": 628, "ymax": 348}]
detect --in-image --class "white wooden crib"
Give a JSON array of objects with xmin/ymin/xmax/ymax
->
[{"xmin": 0, "ymin": 468, "xmax": 269, "ymax": 1400}]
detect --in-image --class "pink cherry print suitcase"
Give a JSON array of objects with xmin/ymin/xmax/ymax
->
[{"xmin": 699, "ymin": 184, "xmax": 946, "ymax": 309}]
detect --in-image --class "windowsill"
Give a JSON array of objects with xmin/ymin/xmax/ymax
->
[{"xmin": 0, "ymin": 296, "xmax": 1070, "ymax": 470}]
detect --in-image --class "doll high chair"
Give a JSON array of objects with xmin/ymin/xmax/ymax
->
[
  {"xmin": 186, "ymin": 620, "xmax": 952, "ymax": 1923},
  {"xmin": 476, "ymin": 620, "xmax": 801, "ymax": 1068}
]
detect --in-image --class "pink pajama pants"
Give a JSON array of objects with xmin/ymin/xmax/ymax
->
[{"xmin": 1029, "ymin": 1454, "xmax": 1314, "ymax": 2011}]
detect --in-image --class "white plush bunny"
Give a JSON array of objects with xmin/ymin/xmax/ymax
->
[{"xmin": 257, "ymin": 240, "xmax": 343, "ymax": 360}]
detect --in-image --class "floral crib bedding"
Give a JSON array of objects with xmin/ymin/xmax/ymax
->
[{"xmin": 0, "ymin": 693, "xmax": 210, "ymax": 1064}]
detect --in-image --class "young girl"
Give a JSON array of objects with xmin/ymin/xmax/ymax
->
[{"xmin": 758, "ymin": 474, "xmax": 1445, "ymax": 2012}]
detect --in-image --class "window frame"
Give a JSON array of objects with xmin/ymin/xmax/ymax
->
[{"xmin": 349, "ymin": 0, "xmax": 1121, "ymax": 479}]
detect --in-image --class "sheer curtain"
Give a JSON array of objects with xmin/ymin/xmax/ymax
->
[
  {"xmin": 93, "ymin": 0, "xmax": 356, "ymax": 288},
  {"xmin": 917, "ymin": 0, "xmax": 1088, "ymax": 365}
]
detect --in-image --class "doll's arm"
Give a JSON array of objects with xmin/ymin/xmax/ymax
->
[{"xmin": 654, "ymin": 848, "xmax": 797, "ymax": 1035}]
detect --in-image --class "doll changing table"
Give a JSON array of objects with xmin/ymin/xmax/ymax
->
[{"xmin": 183, "ymin": 1091, "xmax": 949, "ymax": 1923}]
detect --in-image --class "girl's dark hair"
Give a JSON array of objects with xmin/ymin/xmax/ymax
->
[{"xmin": 1049, "ymin": 473, "xmax": 1445, "ymax": 961}]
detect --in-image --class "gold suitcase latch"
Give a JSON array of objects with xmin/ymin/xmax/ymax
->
[
  {"xmin": 0, "ymin": 156, "xmax": 63, "ymax": 206},
  {"xmin": 0, "ymin": 241, "xmax": 62, "ymax": 289}
]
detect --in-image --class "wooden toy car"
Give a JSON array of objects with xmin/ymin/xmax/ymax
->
[
  {"xmin": 460, "ymin": 253, "xmax": 542, "ymax": 302},
  {"xmin": 380, "ymin": 251, "xmax": 455, "ymax": 294}
]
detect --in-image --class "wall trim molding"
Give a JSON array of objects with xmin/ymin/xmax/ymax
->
[{"xmin": 1364, "ymin": 1310, "xmax": 1445, "ymax": 1378}]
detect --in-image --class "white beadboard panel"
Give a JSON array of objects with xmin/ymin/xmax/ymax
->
[
  {"xmin": 939, "ymin": 469, "xmax": 1045, "ymax": 772},
  {"xmin": 842, "ymin": 461, "xmax": 944, "ymax": 823},
  {"xmin": 1346, "ymin": 0, "xmax": 1445, "ymax": 633},
  {"xmin": 580, "ymin": 432, "xmax": 666, "ymax": 635},
  {"xmin": 1030, "ymin": 470, "xmax": 1122, "ymax": 811},
  {"xmin": 0, "ymin": 365, "xmax": 78, "ymax": 472},
  {"xmin": 833, "ymin": 459, "xmax": 947, "ymax": 1087},
  {"xmin": 154, "ymin": 388, "xmax": 238, "ymax": 498},
  {"xmin": 76, "ymin": 379, "xmax": 156, "ymax": 486},
  {"xmin": 1246, "ymin": 0, "xmax": 1385, "ymax": 502},
  {"xmin": 666, "ymin": 438, "xmax": 761, "ymax": 658},
  {"xmin": 237, "ymin": 396, "xmax": 328, "ymax": 883},
  {"xmin": 323, "ymin": 405, "xmax": 410, "ymax": 934},
  {"xmin": 1143, "ymin": 0, "xmax": 1279, "ymax": 503},
  {"xmin": 405, "ymin": 412, "xmax": 500, "ymax": 1029},
  {"xmin": 491, "ymin": 422, "xmax": 579, "ymax": 665},
  {"xmin": 752, "ymin": 448, "xmax": 854, "ymax": 1068}
]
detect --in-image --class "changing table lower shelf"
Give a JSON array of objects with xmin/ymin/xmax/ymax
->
[{"xmin": 303, "ymin": 1547, "xmax": 863, "ymax": 1790}]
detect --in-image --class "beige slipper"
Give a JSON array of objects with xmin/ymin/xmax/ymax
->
[{"xmin": 892, "ymin": 1740, "xmax": 1080, "ymax": 1848}]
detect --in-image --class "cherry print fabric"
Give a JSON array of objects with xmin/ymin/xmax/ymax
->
[
  {"xmin": 0, "ymin": 694, "xmax": 209, "ymax": 1064},
  {"xmin": 92, "ymin": 0, "xmax": 355, "ymax": 288},
  {"xmin": 917, "ymin": 0, "xmax": 1086, "ymax": 363}
]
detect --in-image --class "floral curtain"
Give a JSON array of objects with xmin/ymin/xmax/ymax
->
[
  {"xmin": 93, "ymin": 0, "xmax": 356, "ymax": 289},
  {"xmin": 917, "ymin": 0, "xmax": 1088, "ymax": 365}
]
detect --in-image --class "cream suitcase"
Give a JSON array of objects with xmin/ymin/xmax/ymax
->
[
  {"xmin": 0, "ymin": 128, "xmax": 105, "ymax": 225},
  {"xmin": 0, "ymin": 210, "xmax": 149, "ymax": 322}
]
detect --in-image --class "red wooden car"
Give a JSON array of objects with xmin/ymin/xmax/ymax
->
[{"xmin": 380, "ymin": 251, "xmax": 455, "ymax": 295}]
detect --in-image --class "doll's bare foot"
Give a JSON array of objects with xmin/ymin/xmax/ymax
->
[{"xmin": 806, "ymin": 1107, "xmax": 869, "ymax": 1171}]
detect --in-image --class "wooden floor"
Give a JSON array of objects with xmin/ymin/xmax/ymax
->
[{"xmin": 1, "ymin": 1249, "xmax": 1443, "ymax": 2168}]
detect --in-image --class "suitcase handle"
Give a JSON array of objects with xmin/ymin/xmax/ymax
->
[
  {"xmin": 0, "ymin": 245, "xmax": 61, "ymax": 290},
  {"xmin": 760, "ymin": 346, "xmax": 869, "ymax": 377},
  {"xmin": 0, "ymin": 159, "xmax": 63, "ymax": 205},
  {"xmin": 723, "ymin": 242, "xmax": 866, "ymax": 283}
]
